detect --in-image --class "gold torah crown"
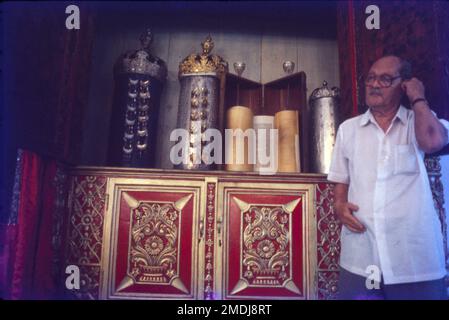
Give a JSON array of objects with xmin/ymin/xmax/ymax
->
[{"xmin": 179, "ymin": 35, "xmax": 228, "ymax": 77}]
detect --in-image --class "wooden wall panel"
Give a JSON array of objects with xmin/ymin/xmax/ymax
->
[{"xmin": 261, "ymin": 33, "xmax": 298, "ymax": 84}]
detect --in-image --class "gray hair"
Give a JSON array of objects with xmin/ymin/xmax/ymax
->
[{"xmin": 375, "ymin": 55, "xmax": 412, "ymax": 79}]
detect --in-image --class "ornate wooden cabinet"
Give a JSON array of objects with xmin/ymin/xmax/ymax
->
[
  {"xmin": 217, "ymin": 181, "xmax": 315, "ymax": 300},
  {"xmin": 102, "ymin": 178, "xmax": 204, "ymax": 299},
  {"xmin": 64, "ymin": 168, "xmax": 340, "ymax": 300}
]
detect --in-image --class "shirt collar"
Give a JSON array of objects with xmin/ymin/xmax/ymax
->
[{"xmin": 359, "ymin": 105, "xmax": 408, "ymax": 127}]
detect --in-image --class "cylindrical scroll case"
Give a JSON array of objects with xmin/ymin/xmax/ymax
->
[
  {"xmin": 274, "ymin": 110, "xmax": 300, "ymax": 173},
  {"xmin": 107, "ymin": 29, "xmax": 167, "ymax": 168},
  {"xmin": 225, "ymin": 106, "xmax": 254, "ymax": 172},
  {"xmin": 309, "ymin": 81, "xmax": 340, "ymax": 174},
  {"xmin": 175, "ymin": 74, "xmax": 220, "ymax": 170},
  {"xmin": 253, "ymin": 115, "xmax": 275, "ymax": 173},
  {"xmin": 175, "ymin": 35, "xmax": 228, "ymax": 170}
]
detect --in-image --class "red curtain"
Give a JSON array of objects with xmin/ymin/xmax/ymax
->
[
  {"xmin": 0, "ymin": 225, "xmax": 17, "ymax": 298},
  {"xmin": 1, "ymin": 3, "xmax": 95, "ymax": 299},
  {"xmin": 1, "ymin": 150, "xmax": 61, "ymax": 299}
]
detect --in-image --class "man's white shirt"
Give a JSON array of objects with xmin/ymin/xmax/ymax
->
[{"xmin": 328, "ymin": 105, "xmax": 449, "ymax": 284}]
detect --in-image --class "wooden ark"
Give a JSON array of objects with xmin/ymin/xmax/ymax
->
[{"xmin": 64, "ymin": 167, "xmax": 340, "ymax": 300}]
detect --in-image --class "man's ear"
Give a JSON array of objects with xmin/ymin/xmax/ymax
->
[
  {"xmin": 400, "ymin": 89, "xmax": 410, "ymax": 108},
  {"xmin": 397, "ymin": 81, "xmax": 408, "ymax": 107}
]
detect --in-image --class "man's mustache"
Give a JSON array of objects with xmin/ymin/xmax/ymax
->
[{"xmin": 369, "ymin": 90, "xmax": 382, "ymax": 96}]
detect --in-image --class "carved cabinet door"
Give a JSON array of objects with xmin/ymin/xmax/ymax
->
[
  {"xmin": 216, "ymin": 182, "xmax": 317, "ymax": 299},
  {"xmin": 100, "ymin": 177, "xmax": 205, "ymax": 299}
]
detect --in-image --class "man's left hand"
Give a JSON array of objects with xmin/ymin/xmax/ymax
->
[{"xmin": 401, "ymin": 77, "xmax": 426, "ymax": 103}]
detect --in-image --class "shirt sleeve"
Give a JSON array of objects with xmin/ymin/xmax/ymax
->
[
  {"xmin": 430, "ymin": 110, "xmax": 449, "ymax": 146},
  {"xmin": 439, "ymin": 118, "xmax": 449, "ymax": 146},
  {"xmin": 327, "ymin": 126, "xmax": 350, "ymax": 184}
]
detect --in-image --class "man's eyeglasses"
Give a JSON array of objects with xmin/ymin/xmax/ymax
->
[{"xmin": 364, "ymin": 74, "xmax": 402, "ymax": 88}]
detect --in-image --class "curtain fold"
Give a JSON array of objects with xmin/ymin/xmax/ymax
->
[{"xmin": 1, "ymin": 150, "xmax": 60, "ymax": 299}]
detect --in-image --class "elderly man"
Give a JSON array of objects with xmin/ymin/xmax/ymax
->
[{"xmin": 328, "ymin": 55, "xmax": 449, "ymax": 300}]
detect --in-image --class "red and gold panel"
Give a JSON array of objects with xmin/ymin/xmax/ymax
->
[
  {"xmin": 65, "ymin": 174, "xmax": 107, "ymax": 300},
  {"xmin": 315, "ymin": 183, "xmax": 341, "ymax": 300},
  {"xmin": 101, "ymin": 178, "xmax": 205, "ymax": 299},
  {"xmin": 217, "ymin": 182, "xmax": 316, "ymax": 300}
]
